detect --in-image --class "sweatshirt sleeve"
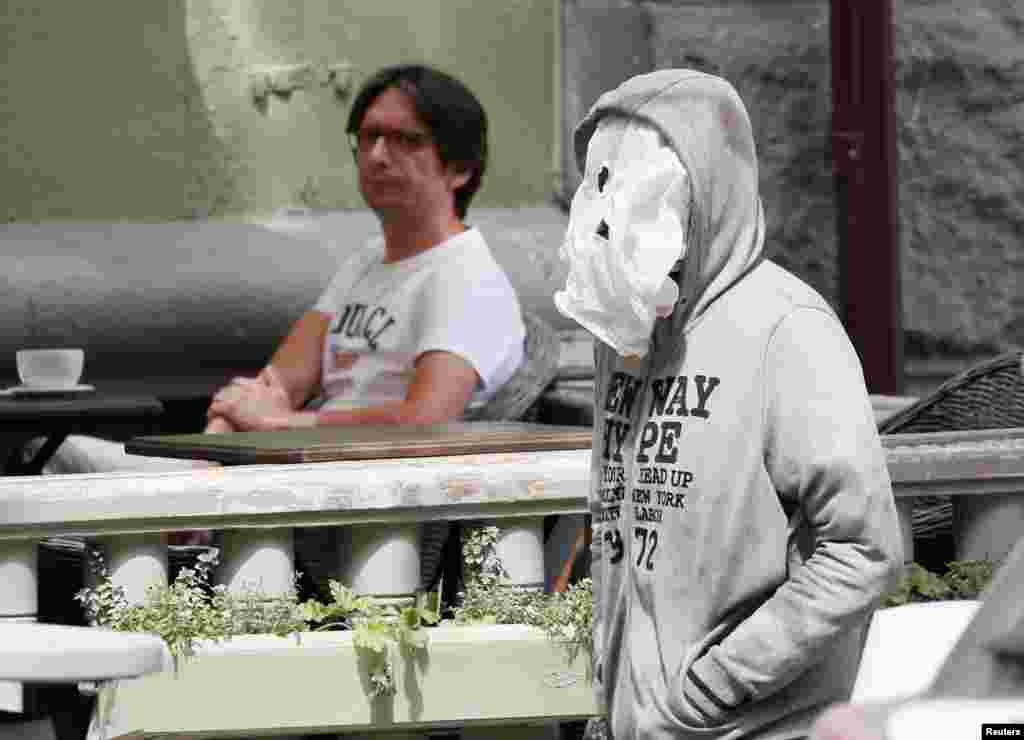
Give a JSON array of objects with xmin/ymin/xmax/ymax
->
[{"xmin": 687, "ymin": 307, "xmax": 904, "ymax": 710}]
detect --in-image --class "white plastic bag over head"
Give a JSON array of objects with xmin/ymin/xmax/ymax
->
[{"xmin": 554, "ymin": 116, "xmax": 691, "ymax": 358}]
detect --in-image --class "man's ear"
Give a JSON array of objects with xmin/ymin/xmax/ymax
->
[{"xmin": 447, "ymin": 163, "xmax": 473, "ymax": 191}]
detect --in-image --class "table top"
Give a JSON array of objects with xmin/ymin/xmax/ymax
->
[
  {"xmin": 0, "ymin": 392, "xmax": 163, "ymax": 423},
  {"xmin": 126, "ymin": 421, "xmax": 594, "ymax": 465}
]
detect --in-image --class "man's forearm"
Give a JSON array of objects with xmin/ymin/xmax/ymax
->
[{"xmin": 287, "ymin": 401, "xmax": 426, "ymax": 429}]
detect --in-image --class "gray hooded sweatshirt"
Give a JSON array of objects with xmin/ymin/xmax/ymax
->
[{"xmin": 577, "ymin": 70, "xmax": 904, "ymax": 738}]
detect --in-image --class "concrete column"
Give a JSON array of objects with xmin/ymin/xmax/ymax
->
[
  {"xmin": 99, "ymin": 534, "xmax": 168, "ymax": 605},
  {"xmin": 0, "ymin": 540, "xmax": 38, "ymax": 713},
  {"xmin": 895, "ymin": 498, "xmax": 914, "ymax": 565},
  {"xmin": 217, "ymin": 528, "xmax": 295, "ymax": 597},
  {"xmin": 954, "ymin": 493, "xmax": 1024, "ymax": 564},
  {"xmin": 337, "ymin": 524, "xmax": 420, "ymax": 603},
  {"xmin": 336, "ymin": 525, "xmax": 422, "ymax": 740},
  {"xmin": 489, "ymin": 517, "xmax": 545, "ymax": 590}
]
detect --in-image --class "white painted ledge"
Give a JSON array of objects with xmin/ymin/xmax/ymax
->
[
  {"xmin": 0, "ymin": 624, "xmax": 167, "ymax": 683},
  {"xmin": 0, "ymin": 431, "xmax": 1020, "ymax": 565},
  {"xmin": 883, "ymin": 428, "xmax": 1024, "ymax": 497},
  {"xmin": 0, "ymin": 432, "xmax": 1021, "ymax": 537},
  {"xmin": 0, "ymin": 450, "xmax": 592, "ymax": 541}
]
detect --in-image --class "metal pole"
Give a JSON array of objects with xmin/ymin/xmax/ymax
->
[{"xmin": 831, "ymin": 0, "xmax": 904, "ymax": 394}]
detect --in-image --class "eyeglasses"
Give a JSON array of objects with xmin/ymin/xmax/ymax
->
[{"xmin": 348, "ymin": 127, "xmax": 432, "ymax": 157}]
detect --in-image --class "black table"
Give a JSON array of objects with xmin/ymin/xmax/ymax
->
[{"xmin": 0, "ymin": 391, "xmax": 164, "ymax": 475}]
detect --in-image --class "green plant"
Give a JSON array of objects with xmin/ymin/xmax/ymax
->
[
  {"xmin": 302, "ymin": 582, "xmax": 440, "ymax": 697},
  {"xmin": 881, "ymin": 559, "xmax": 996, "ymax": 608},
  {"xmin": 538, "ymin": 578, "xmax": 594, "ymax": 673},
  {"xmin": 453, "ymin": 525, "xmax": 594, "ymax": 674},
  {"xmin": 453, "ymin": 525, "xmax": 548, "ymax": 626},
  {"xmin": 942, "ymin": 559, "xmax": 995, "ymax": 599},
  {"xmin": 77, "ymin": 525, "xmax": 594, "ymax": 700},
  {"xmin": 75, "ymin": 547, "xmax": 306, "ymax": 672},
  {"xmin": 77, "ymin": 547, "xmax": 440, "ymax": 698}
]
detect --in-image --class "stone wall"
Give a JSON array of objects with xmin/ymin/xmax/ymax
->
[{"xmin": 561, "ymin": 0, "xmax": 1024, "ymax": 355}]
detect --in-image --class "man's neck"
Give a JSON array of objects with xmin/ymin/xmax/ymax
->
[{"xmin": 380, "ymin": 214, "xmax": 467, "ymax": 263}]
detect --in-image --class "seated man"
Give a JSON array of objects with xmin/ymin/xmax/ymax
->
[
  {"xmin": 46, "ymin": 63, "xmax": 524, "ymax": 463},
  {"xmin": 206, "ymin": 64, "xmax": 524, "ymax": 433},
  {"xmin": 42, "ymin": 64, "xmax": 526, "ymax": 583}
]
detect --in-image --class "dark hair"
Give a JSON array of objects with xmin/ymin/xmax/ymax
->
[{"xmin": 346, "ymin": 64, "xmax": 488, "ymax": 220}]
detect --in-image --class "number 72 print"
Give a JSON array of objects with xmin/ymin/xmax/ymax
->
[{"xmin": 602, "ymin": 526, "xmax": 658, "ymax": 570}]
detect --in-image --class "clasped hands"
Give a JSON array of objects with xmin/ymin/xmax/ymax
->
[{"xmin": 206, "ymin": 366, "xmax": 305, "ymax": 433}]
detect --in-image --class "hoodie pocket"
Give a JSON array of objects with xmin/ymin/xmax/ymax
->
[{"xmin": 667, "ymin": 627, "xmax": 748, "ymax": 732}]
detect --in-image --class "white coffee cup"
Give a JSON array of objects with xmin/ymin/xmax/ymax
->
[{"xmin": 16, "ymin": 348, "xmax": 85, "ymax": 388}]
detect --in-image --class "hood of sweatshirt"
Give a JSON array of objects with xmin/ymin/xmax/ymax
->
[{"xmin": 573, "ymin": 69, "xmax": 766, "ymax": 331}]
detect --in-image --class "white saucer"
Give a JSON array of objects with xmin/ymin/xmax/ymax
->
[{"xmin": 7, "ymin": 384, "xmax": 96, "ymax": 396}]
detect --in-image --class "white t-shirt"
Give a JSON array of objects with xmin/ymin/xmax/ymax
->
[{"xmin": 312, "ymin": 228, "xmax": 526, "ymax": 412}]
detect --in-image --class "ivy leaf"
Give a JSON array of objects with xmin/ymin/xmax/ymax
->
[
  {"xmin": 906, "ymin": 562, "xmax": 951, "ymax": 600},
  {"xmin": 416, "ymin": 591, "xmax": 441, "ymax": 625},
  {"xmin": 300, "ymin": 600, "xmax": 330, "ymax": 623},
  {"xmin": 399, "ymin": 607, "xmax": 422, "ymax": 632},
  {"xmin": 353, "ymin": 620, "xmax": 390, "ymax": 654},
  {"xmin": 327, "ymin": 581, "xmax": 373, "ymax": 615},
  {"xmin": 398, "ymin": 624, "xmax": 429, "ymax": 651}
]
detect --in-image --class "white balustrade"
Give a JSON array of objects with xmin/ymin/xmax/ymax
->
[
  {"xmin": 0, "ymin": 432, "xmax": 1019, "ymax": 737},
  {"xmin": 884, "ymin": 428, "xmax": 1024, "ymax": 571}
]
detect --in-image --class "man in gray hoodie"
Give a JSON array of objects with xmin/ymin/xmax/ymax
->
[{"xmin": 555, "ymin": 70, "xmax": 903, "ymax": 738}]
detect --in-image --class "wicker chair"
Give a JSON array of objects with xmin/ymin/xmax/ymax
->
[
  {"xmin": 462, "ymin": 309, "xmax": 562, "ymax": 423},
  {"xmin": 419, "ymin": 309, "xmax": 561, "ymax": 595},
  {"xmin": 878, "ymin": 350, "xmax": 1024, "ymax": 545}
]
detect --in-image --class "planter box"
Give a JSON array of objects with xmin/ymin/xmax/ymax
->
[{"xmin": 97, "ymin": 624, "xmax": 597, "ymax": 738}]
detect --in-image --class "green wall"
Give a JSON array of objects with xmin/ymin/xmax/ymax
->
[{"xmin": 0, "ymin": 0, "xmax": 556, "ymax": 221}]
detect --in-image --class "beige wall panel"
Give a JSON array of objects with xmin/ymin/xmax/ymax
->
[{"xmin": 1, "ymin": 0, "xmax": 554, "ymax": 221}]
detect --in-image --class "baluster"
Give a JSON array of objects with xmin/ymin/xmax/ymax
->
[
  {"xmin": 489, "ymin": 517, "xmax": 545, "ymax": 590},
  {"xmin": 0, "ymin": 539, "xmax": 37, "ymax": 713},
  {"xmin": 215, "ymin": 529, "xmax": 304, "ymax": 740},
  {"xmin": 894, "ymin": 498, "xmax": 914, "ymax": 566},
  {"xmin": 335, "ymin": 524, "xmax": 422, "ymax": 740},
  {"xmin": 97, "ymin": 534, "xmax": 168, "ymax": 605},
  {"xmin": 337, "ymin": 523, "xmax": 420, "ymax": 605},
  {"xmin": 953, "ymin": 493, "xmax": 1024, "ymax": 564},
  {"xmin": 217, "ymin": 528, "xmax": 295, "ymax": 597}
]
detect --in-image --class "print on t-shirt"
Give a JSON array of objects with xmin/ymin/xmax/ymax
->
[
  {"xmin": 329, "ymin": 302, "xmax": 397, "ymax": 351},
  {"xmin": 322, "ymin": 299, "xmax": 411, "ymax": 405}
]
